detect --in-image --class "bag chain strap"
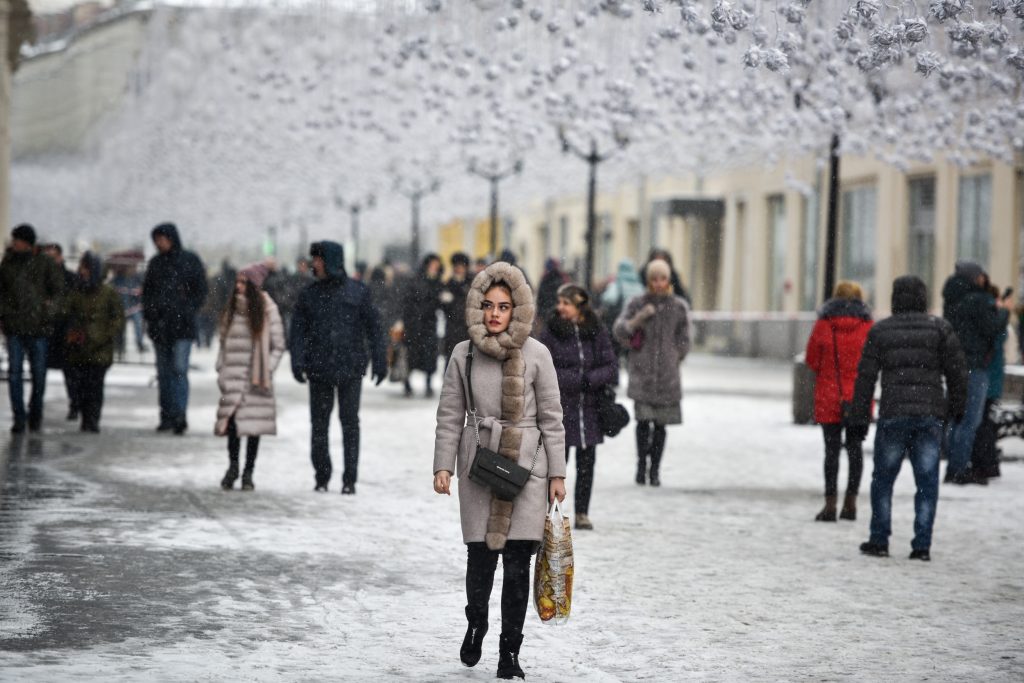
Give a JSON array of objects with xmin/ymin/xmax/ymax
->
[{"xmin": 466, "ymin": 347, "xmax": 541, "ymax": 474}]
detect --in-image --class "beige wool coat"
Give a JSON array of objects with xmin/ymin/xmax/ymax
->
[
  {"xmin": 214, "ymin": 293, "xmax": 286, "ymax": 437},
  {"xmin": 434, "ymin": 337, "xmax": 567, "ymax": 544}
]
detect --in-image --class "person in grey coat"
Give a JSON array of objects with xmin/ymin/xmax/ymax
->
[
  {"xmin": 613, "ymin": 258, "xmax": 691, "ymax": 486},
  {"xmin": 433, "ymin": 261, "xmax": 566, "ymax": 680}
]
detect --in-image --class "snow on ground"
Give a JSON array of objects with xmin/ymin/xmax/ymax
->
[{"xmin": 0, "ymin": 349, "xmax": 1022, "ymax": 681}]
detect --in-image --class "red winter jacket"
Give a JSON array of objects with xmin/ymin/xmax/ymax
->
[{"xmin": 805, "ymin": 298, "xmax": 873, "ymax": 425}]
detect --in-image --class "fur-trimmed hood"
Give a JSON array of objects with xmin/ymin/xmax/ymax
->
[{"xmin": 465, "ymin": 261, "xmax": 535, "ymax": 360}]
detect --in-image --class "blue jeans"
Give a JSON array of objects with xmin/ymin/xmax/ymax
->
[
  {"xmin": 6, "ymin": 335, "xmax": 49, "ymax": 426},
  {"xmin": 946, "ymin": 369, "xmax": 989, "ymax": 477},
  {"xmin": 869, "ymin": 416, "xmax": 943, "ymax": 551},
  {"xmin": 154, "ymin": 339, "xmax": 192, "ymax": 424},
  {"xmin": 127, "ymin": 311, "xmax": 145, "ymax": 351}
]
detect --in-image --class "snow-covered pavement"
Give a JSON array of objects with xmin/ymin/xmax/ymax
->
[{"xmin": 1, "ymin": 349, "xmax": 1022, "ymax": 681}]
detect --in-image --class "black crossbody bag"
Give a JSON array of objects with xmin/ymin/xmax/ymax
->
[{"xmin": 465, "ymin": 348, "xmax": 539, "ymax": 501}]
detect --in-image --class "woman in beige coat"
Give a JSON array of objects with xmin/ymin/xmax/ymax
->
[
  {"xmin": 215, "ymin": 262, "xmax": 286, "ymax": 491},
  {"xmin": 433, "ymin": 262, "xmax": 566, "ymax": 680}
]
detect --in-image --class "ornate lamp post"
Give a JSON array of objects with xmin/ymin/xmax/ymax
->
[
  {"xmin": 334, "ymin": 191, "xmax": 376, "ymax": 266},
  {"xmin": 395, "ymin": 177, "xmax": 441, "ymax": 265},
  {"xmin": 468, "ymin": 157, "xmax": 523, "ymax": 258}
]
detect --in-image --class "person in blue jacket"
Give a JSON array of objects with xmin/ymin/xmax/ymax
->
[{"xmin": 290, "ymin": 241, "xmax": 387, "ymax": 494}]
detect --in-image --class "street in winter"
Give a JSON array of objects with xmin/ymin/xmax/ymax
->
[{"xmin": 1, "ymin": 350, "xmax": 1022, "ymax": 681}]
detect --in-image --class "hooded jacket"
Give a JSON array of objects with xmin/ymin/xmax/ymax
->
[
  {"xmin": 289, "ymin": 241, "xmax": 386, "ymax": 382},
  {"xmin": 851, "ymin": 276, "xmax": 967, "ymax": 423},
  {"xmin": 612, "ymin": 290, "xmax": 691, "ymax": 406},
  {"xmin": 804, "ymin": 297, "xmax": 873, "ymax": 424},
  {"xmin": 434, "ymin": 262, "xmax": 566, "ymax": 549},
  {"xmin": 402, "ymin": 255, "xmax": 444, "ymax": 373},
  {"xmin": 537, "ymin": 308, "xmax": 619, "ymax": 448},
  {"xmin": 0, "ymin": 246, "xmax": 65, "ymax": 337},
  {"xmin": 65, "ymin": 252, "xmax": 125, "ymax": 367},
  {"xmin": 942, "ymin": 264, "xmax": 1009, "ymax": 369},
  {"xmin": 142, "ymin": 223, "xmax": 208, "ymax": 344}
]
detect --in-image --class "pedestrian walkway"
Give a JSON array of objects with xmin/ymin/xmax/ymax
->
[{"xmin": 0, "ymin": 351, "xmax": 1021, "ymax": 680}]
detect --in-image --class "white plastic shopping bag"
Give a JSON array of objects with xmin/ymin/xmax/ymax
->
[{"xmin": 533, "ymin": 498, "xmax": 574, "ymax": 624}]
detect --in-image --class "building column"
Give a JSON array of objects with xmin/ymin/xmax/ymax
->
[
  {"xmin": 989, "ymin": 160, "xmax": 1018, "ymax": 291},
  {"xmin": 0, "ymin": 0, "xmax": 10, "ymax": 231}
]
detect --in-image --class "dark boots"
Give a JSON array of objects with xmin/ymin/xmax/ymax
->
[
  {"xmin": 839, "ymin": 493, "xmax": 857, "ymax": 520},
  {"xmin": 649, "ymin": 425, "xmax": 666, "ymax": 487},
  {"xmin": 496, "ymin": 633, "xmax": 525, "ymax": 680},
  {"xmin": 220, "ymin": 462, "xmax": 239, "ymax": 490},
  {"xmin": 635, "ymin": 422, "xmax": 649, "ymax": 485},
  {"xmin": 815, "ymin": 495, "xmax": 838, "ymax": 522},
  {"xmin": 460, "ymin": 605, "xmax": 488, "ymax": 667}
]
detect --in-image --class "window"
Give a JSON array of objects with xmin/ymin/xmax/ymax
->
[
  {"xmin": 538, "ymin": 223, "xmax": 550, "ymax": 259},
  {"xmin": 800, "ymin": 189, "xmax": 819, "ymax": 311},
  {"xmin": 840, "ymin": 185, "xmax": 876, "ymax": 296},
  {"xmin": 908, "ymin": 176, "xmax": 936, "ymax": 297},
  {"xmin": 958, "ymin": 173, "xmax": 992, "ymax": 268},
  {"xmin": 767, "ymin": 195, "xmax": 786, "ymax": 311},
  {"xmin": 598, "ymin": 213, "xmax": 614, "ymax": 280}
]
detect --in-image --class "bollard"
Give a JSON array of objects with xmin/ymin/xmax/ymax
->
[{"xmin": 792, "ymin": 353, "xmax": 816, "ymax": 425}]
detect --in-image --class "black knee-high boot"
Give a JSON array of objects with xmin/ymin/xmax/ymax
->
[
  {"xmin": 649, "ymin": 425, "xmax": 666, "ymax": 487},
  {"xmin": 222, "ymin": 420, "xmax": 241, "ymax": 490},
  {"xmin": 241, "ymin": 437, "xmax": 260, "ymax": 491},
  {"xmin": 498, "ymin": 541, "xmax": 532, "ymax": 679},
  {"xmin": 635, "ymin": 421, "xmax": 651, "ymax": 485},
  {"xmin": 463, "ymin": 543, "xmax": 497, "ymax": 667}
]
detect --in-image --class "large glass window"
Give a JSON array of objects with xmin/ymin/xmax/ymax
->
[
  {"xmin": 800, "ymin": 188, "xmax": 819, "ymax": 311},
  {"xmin": 908, "ymin": 176, "xmax": 936, "ymax": 297},
  {"xmin": 840, "ymin": 185, "xmax": 876, "ymax": 296},
  {"xmin": 958, "ymin": 173, "xmax": 992, "ymax": 267},
  {"xmin": 767, "ymin": 195, "xmax": 786, "ymax": 310},
  {"xmin": 558, "ymin": 215, "xmax": 569, "ymax": 261},
  {"xmin": 598, "ymin": 213, "xmax": 613, "ymax": 280}
]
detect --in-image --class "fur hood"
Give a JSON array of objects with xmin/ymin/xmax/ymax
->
[
  {"xmin": 463, "ymin": 262, "xmax": 536, "ymax": 550},
  {"xmin": 465, "ymin": 261, "xmax": 535, "ymax": 361}
]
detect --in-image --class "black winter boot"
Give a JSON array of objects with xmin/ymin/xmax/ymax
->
[
  {"xmin": 221, "ymin": 463, "xmax": 239, "ymax": 490},
  {"xmin": 649, "ymin": 425, "xmax": 666, "ymax": 487},
  {"xmin": 460, "ymin": 605, "xmax": 488, "ymax": 667},
  {"xmin": 496, "ymin": 633, "xmax": 525, "ymax": 679}
]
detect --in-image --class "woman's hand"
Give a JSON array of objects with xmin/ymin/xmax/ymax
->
[
  {"xmin": 433, "ymin": 470, "xmax": 452, "ymax": 495},
  {"xmin": 549, "ymin": 477, "xmax": 566, "ymax": 504}
]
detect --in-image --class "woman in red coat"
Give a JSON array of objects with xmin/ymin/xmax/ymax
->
[{"xmin": 804, "ymin": 281, "xmax": 873, "ymax": 522}]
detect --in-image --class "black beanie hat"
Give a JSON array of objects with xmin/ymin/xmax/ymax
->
[{"xmin": 11, "ymin": 224, "xmax": 36, "ymax": 246}]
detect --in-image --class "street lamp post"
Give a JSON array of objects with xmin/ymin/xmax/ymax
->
[
  {"xmin": 468, "ymin": 158, "xmax": 523, "ymax": 258},
  {"xmin": 558, "ymin": 127, "xmax": 629, "ymax": 289},
  {"xmin": 396, "ymin": 178, "xmax": 440, "ymax": 266},
  {"xmin": 335, "ymin": 192, "xmax": 376, "ymax": 266}
]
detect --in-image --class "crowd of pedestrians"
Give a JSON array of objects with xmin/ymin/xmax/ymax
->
[{"xmin": 4, "ymin": 219, "xmax": 1023, "ymax": 679}]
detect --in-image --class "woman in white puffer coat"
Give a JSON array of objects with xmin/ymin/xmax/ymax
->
[{"xmin": 215, "ymin": 262, "xmax": 286, "ymax": 491}]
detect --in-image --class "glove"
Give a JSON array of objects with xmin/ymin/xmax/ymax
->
[
  {"xmin": 637, "ymin": 303, "xmax": 657, "ymax": 320},
  {"xmin": 372, "ymin": 369, "xmax": 387, "ymax": 386},
  {"xmin": 580, "ymin": 374, "xmax": 592, "ymax": 391},
  {"xmin": 293, "ymin": 368, "xmax": 306, "ymax": 384}
]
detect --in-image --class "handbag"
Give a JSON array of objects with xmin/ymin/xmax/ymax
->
[
  {"xmin": 596, "ymin": 385, "xmax": 630, "ymax": 437},
  {"xmin": 465, "ymin": 348, "xmax": 538, "ymax": 501},
  {"xmin": 629, "ymin": 328, "xmax": 645, "ymax": 351}
]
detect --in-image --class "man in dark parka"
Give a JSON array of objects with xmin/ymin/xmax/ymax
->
[
  {"xmin": 142, "ymin": 222, "xmax": 208, "ymax": 434},
  {"xmin": 290, "ymin": 241, "xmax": 387, "ymax": 494}
]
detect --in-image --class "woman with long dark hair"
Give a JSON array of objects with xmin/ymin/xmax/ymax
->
[
  {"xmin": 433, "ymin": 262, "xmax": 566, "ymax": 679},
  {"xmin": 214, "ymin": 263, "xmax": 286, "ymax": 491},
  {"xmin": 538, "ymin": 283, "xmax": 618, "ymax": 530}
]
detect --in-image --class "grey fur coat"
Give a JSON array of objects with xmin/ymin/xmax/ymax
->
[{"xmin": 613, "ymin": 291, "xmax": 691, "ymax": 405}]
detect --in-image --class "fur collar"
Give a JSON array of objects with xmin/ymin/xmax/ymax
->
[{"xmin": 465, "ymin": 262, "xmax": 535, "ymax": 361}]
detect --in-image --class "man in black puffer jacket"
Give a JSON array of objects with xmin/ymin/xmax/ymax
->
[
  {"xmin": 850, "ymin": 275, "xmax": 967, "ymax": 562},
  {"xmin": 142, "ymin": 223, "xmax": 208, "ymax": 434},
  {"xmin": 290, "ymin": 241, "xmax": 387, "ymax": 494},
  {"xmin": 942, "ymin": 260, "xmax": 1011, "ymax": 485}
]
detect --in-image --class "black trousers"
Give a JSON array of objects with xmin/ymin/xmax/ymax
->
[
  {"xmin": 465, "ymin": 541, "xmax": 535, "ymax": 638},
  {"xmin": 227, "ymin": 417, "xmax": 260, "ymax": 471},
  {"xmin": 971, "ymin": 398, "xmax": 999, "ymax": 474},
  {"xmin": 67, "ymin": 365, "xmax": 108, "ymax": 429},
  {"xmin": 636, "ymin": 421, "xmax": 666, "ymax": 465},
  {"xmin": 309, "ymin": 378, "xmax": 362, "ymax": 487},
  {"xmin": 821, "ymin": 423, "xmax": 866, "ymax": 497},
  {"xmin": 565, "ymin": 445, "xmax": 597, "ymax": 515}
]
